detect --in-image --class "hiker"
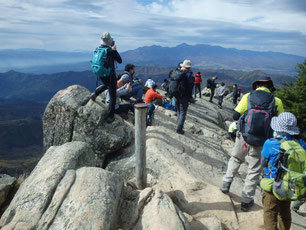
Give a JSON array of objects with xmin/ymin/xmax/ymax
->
[
  {"xmin": 90, "ymin": 32, "xmax": 122, "ymax": 123},
  {"xmin": 228, "ymin": 121, "xmax": 237, "ymax": 141},
  {"xmin": 220, "ymin": 76, "xmax": 284, "ymax": 212},
  {"xmin": 161, "ymin": 79, "xmax": 169, "ymax": 96},
  {"xmin": 181, "ymin": 60, "xmax": 195, "ymax": 103},
  {"xmin": 117, "ymin": 64, "xmax": 144, "ymax": 103},
  {"xmin": 207, "ymin": 76, "xmax": 217, "ymax": 103},
  {"xmin": 260, "ymin": 112, "xmax": 306, "ymax": 230},
  {"xmin": 194, "ymin": 72, "xmax": 202, "ymax": 98},
  {"xmin": 145, "ymin": 84, "xmax": 164, "ymax": 126},
  {"xmin": 105, "ymin": 82, "xmax": 134, "ymax": 116},
  {"xmin": 168, "ymin": 60, "xmax": 191, "ymax": 134},
  {"xmin": 144, "ymin": 77, "xmax": 156, "ymax": 91},
  {"xmin": 217, "ymin": 82, "xmax": 226, "ymax": 109},
  {"xmin": 232, "ymin": 84, "xmax": 239, "ymax": 105}
]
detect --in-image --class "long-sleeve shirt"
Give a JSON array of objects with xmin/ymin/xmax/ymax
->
[
  {"xmin": 145, "ymin": 88, "xmax": 163, "ymax": 103},
  {"xmin": 145, "ymin": 79, "xmax": 156, "ymax": 88},
  {"xmin": 217, "ymin": 86, "xmax": 226, "ymax": 96},
  {"xmin": 99, "ymin": 45, "xmax": 122, "ymax": 76}
]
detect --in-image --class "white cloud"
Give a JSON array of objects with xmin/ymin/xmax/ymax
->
[{"xmin": 0, "ymin": 0, "xmax": 305, "ymax": 56}]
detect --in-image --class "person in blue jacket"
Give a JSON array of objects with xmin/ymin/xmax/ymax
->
[{"xmin": 261, "ymin": 112, "xmax": 306, "ymax": 230}]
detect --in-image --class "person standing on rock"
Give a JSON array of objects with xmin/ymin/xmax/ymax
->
[
  {"xmin": 232, "ymin": 84, "xmax": 239, "ymax": 106},
  {"xmin": 217, "ymin": 82, "xmax": 226, "ymax": 109},
  {"xmin": 208, "ymin": 76, "xmax": 217, "ymax": 103},
  {"xmin": 220, "ymin": 76, "xmax": 284, "ymax": 212},
  {"xmin": 168, "ymin": 60, "xmax": 190, "ymax": 134},
  {"xmin": 194, "ymin": 72, "xmax": 202, "ymax": 98},
  {"xmin": 90, "ymin": 32, "xmax": 122, "ymax": 124}
]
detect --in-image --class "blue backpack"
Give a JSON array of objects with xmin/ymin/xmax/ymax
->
[{"xmin": 91, "ymin": 47, "xmax": 111, "ymax": 78}]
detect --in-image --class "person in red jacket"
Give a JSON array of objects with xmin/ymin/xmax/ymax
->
[
  {"xmin": 145, "ymin": 84, "xmax": 164, "ymax": 126},
  {"xmin": 194, "ymin": 72, "xmax": 202, "ymax": 98}
]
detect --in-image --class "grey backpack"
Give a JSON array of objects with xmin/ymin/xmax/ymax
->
[{"xmin": 238, "ymin": 90, "xmax": 277, "ymax": 146}]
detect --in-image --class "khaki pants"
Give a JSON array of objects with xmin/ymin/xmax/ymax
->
[
  {"xmin": 262, "ymin": 190, "xmax": 291, "ymax": 230},
  {"xmin": 223, "ymin": 132, "xmax": 262, "ymax": 203}
]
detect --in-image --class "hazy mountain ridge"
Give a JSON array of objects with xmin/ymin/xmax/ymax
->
[{"xmin": 0, "ymin": 44, "xmax": 304, "ymax": 75}]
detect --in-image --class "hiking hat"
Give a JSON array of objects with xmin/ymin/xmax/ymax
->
[
  {"xmin": 180, "ymin": 60, "xmax": 192, "ymax": 68},
  {"xmin": 252, "ymin": 76, "xmax": 276, "ymax": 91},
  {"xmin": 101, "ymin": 32, "xmax": 113, "ymax": 46},
  {"xmin": 270, "ymin": 112, "xmax": 300, "ymax": 136}
]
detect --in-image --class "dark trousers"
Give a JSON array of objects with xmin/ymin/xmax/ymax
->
[
  {"xmin": 233, "ymin": 96, "xmax": 238, "ymax": 105},
  {"xmin": 94, "ymin": 75, "xmax": 117, "ymax": 118},
  {"xmin": 262, "ymin": 190, "xmax": 291, "ymax": 230},
  {"xmin": 209, "ymin": 88, "xmax": 215, "ymax": 102},
  {"xmin": 218, "ymin": 95, "xmax": 224, "ymax": 106},
  {"xmin": 115, "ymin": 104, "xmax": 134, "ymax": 115},
  {"xmin": 194, "ymin": 83, "xmax": 201, "ymax": 98},
  {"xmin": 175, "ymin": 97, "xmax": 189, "ymax": 131}
]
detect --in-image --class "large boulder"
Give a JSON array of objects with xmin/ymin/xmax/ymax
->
[
  {"xmin": 0, "ymin": 142, "xmax": 123, "ymax": 230},
  {"xmin": 43, "ymin": 85, "xmax": 132, "ymax": 155},
  {"xmin": 119, "ymin": 187, "xmax": 189, "ymax": 230}
]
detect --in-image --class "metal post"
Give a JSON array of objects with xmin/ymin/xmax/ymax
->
[{"xmin": 134, "ymin": 103, "xmax": 148, "ymax": 189}]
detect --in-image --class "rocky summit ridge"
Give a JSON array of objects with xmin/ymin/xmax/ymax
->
[{"xmin": 0, "ymin": 85, "xmax": 305, "ymax": 230}]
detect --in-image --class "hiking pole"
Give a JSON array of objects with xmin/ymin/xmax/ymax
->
[{"xmin": 134, "ymin": 103, "xmax": 148, "ymax": 189}]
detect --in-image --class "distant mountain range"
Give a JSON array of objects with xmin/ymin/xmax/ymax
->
[
  {"xmin": 0, "ymin": 67, "xmax": 296, "ymax": 102},
  {"xmin": 0, "ymin": 44, "xmax": 304, "ymax": 75}
]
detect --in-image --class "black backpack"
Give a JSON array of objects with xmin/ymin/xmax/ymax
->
[
  {"xmin": 207, "ymin": 79, "xmax": 212, "ymax": 89},
  {"xmin": 168, "ymin": 69, "xmax": 186, "ymax": 98},
  {"xmin": 238, "ymin": 90, "xmax": 277, "ymax": 146}
]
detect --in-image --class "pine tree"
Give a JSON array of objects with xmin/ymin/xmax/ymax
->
[{"xmin": 275, "ymin": 60, "xmax": 306, "ymax": 138}]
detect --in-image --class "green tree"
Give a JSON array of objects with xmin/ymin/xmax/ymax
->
[{"xmin": 275, "ymin": 60, "xmax": 306, "ymax": 138}]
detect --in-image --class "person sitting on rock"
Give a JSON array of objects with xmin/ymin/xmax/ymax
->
[
  {"xmin": 220, "ymin": 76, "xmax": 284, "ymax": 212},
  {"xmin": 145, "ymin": 84, "xmax": 164, "ymax": 126},
  {"xmin": 105, "ymin": 82, "xmax": 134, "ymax": 116},
  {"xmin": 117, "ymin": 64, "xmax": 144, "ymax": 103},
  {"xmin": 144, "ymin": 77, "xmax": 156, "ymax": 92},
  {"xmin": 228, "ymin": 121, "xmax": 237, "ymax": 141},
  {"xmin": 161, "ymin": 79, "xmax": 169, "ymax": 96}
]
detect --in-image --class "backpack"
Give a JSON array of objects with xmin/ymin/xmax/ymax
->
[
  {"xmin": 237, "ymin": 87, "xmax": 242, "ymax": 97},
  {"xmin": 168, "ymin": 69, "xmax": 186, "ymax": 98},
  {"xmin": 238, "ymin": 90, "xmax": 277, "ymax": 146},
  {"xmin": 207, "ymin": 79, "xmax": 212, "ymax": 89},
  {"xmin": 272, "ymin": 140, "xmax": 306, "ymax": 201},
  {"xmin": 91, "ymin": 47, "xmax": 111, "ymax": 78}
]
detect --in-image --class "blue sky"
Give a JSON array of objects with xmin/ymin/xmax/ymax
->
[{"xmin": 0, "ymin": 0, "xmax": 305, "ymax": 56}]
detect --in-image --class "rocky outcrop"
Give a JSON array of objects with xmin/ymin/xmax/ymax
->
[
  {"xmin": 0, "ymin": 174, "xmax": 16, "ymax": 209},
  {"xmin": 119, "ymin": 186, "xmax": 189, "ymax": 230},
  {"xmin": 43, "ymin": 85, "xmax": 132, "ymax": 155},
  {"xmin": 0, "ymin": 142, "xmax": 123, "ymax": 230}
]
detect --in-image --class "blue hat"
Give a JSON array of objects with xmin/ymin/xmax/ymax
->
[{"xmin": 252, "ymin": 76, "xmax": 275, "ymax": 91}]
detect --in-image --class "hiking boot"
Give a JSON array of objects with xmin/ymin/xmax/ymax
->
[
  {"xmin": 241, "ymin": 200, "xmax": 254, "ymax": 212},
  {"xmin": 176, "ymin": 129, "xmax": 184, "ymax": 135},
  {"xmin": 90, "ymin": 92, "xmax": 97, "ymax": 101},
  {"xmin": 220, "ymin": 181, "xmax": 231, "ymax": 194}
]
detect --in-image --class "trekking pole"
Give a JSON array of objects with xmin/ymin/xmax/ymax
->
[{"xmin": 134, "ymin": 103, "xmax": 148, "ymax": 189}]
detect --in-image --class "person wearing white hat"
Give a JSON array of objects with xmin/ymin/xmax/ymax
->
[
  {"xmin": 261, "ymin": 112, "xmax": 306, "ymax": 230},
  {"xmin": 180, "ymin": 60, "xmax": 195, "ymax": 103},
  {"xmin": 90, "ymin": 32, "xmax": 122, "ymax": 123}
]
